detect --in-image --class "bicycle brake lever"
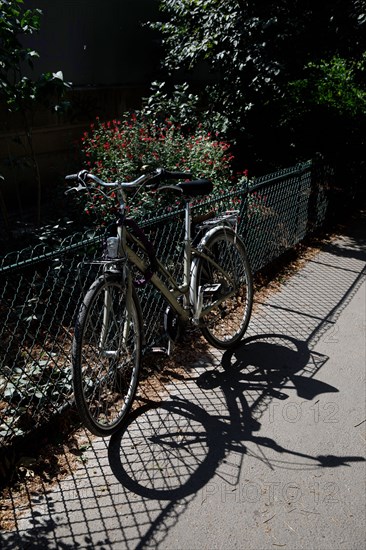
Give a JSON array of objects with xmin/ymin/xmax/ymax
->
[{"xmin": 64, "ymin": 183, "xmax": 88, "ymax": 194}]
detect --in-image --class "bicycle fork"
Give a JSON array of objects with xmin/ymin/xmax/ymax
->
[{"xmin": 99, "ymin": 270, "xmax": 133, "ymax": 358}]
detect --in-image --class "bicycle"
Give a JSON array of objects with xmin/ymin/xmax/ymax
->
[{"xmin": 66, "ymin": 167, "xmax": 253, "ymax": 436}]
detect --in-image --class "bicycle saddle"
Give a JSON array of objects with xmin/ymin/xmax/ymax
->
[{"xmin": 160, "ymin": 179, "xmax": 213, "ymax": 197}]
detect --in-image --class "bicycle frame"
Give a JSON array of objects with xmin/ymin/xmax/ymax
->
[
  {"xmin": 69, "ymin": 167, "xmax": 253, "ymax": 435},
  {"xmin": 117, "ymin": 200, "xmax": 240, "ymax": 326}
]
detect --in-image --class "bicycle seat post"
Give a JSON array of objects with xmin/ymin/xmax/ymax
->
[{"xmin": 183, "ymin": 199, "xmax": 192, "ymax": 304}]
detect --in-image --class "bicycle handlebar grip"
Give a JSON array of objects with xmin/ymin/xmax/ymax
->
[{"xmin": 65, "ymin": 173, "xmax": 78, "ymax": 181}]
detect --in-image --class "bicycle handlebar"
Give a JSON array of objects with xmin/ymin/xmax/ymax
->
[{"xmin": 65, "ymin": 167, "xmax": 193, "ymax": 193}]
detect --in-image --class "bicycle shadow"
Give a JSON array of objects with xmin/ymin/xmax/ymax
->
[
  {"xmin": 108, "ymin": 335, "xmax": 363, "ymax": 504},
  {"xmin": 107, "ymin": 216, "xmax": 366, "ymax": 547}
]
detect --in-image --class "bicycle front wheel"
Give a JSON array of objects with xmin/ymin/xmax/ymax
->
[
  {"xmin": 195, "ymin": 228, "xmax": 253, "ymax": 349},
  {"xmin": 72, "ymin": 273, "xmax": 142, "ymax": 436}
]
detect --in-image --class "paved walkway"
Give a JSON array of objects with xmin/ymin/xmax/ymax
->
[{"xmin": 1, "ymin": 212, "xmax": 366, "ymax": 549}]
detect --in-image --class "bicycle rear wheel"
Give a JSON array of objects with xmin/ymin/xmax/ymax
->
[
  {"xmin": 195, "ymin": 228, "xmax": 253, "ymax": 349},
  {"xmin": 72, "ymin": 273, "xmax": 142, "ymax": 436}
]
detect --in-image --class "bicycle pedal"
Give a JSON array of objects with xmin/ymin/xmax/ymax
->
[{"xmin": 202, "ymin": 283, "xmax": 221, "ymax": 293}]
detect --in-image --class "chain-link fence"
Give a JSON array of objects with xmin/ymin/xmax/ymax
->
[{"xmin": 0, "ymin": 160, "xmax": 328, "ymax": 449}]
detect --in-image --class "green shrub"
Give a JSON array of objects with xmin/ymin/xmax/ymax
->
[{"xmin": 79, "ymin": 112, "xmax": 247, "ymax": 221}]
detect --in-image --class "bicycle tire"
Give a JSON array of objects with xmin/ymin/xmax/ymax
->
[
  {"xmin": 72, "ymin": 273, "xmax": 142, "ymax": 436},
  {"xmin": 194, "ymin": 227, "xmax": 253, "ymax": 349}
]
